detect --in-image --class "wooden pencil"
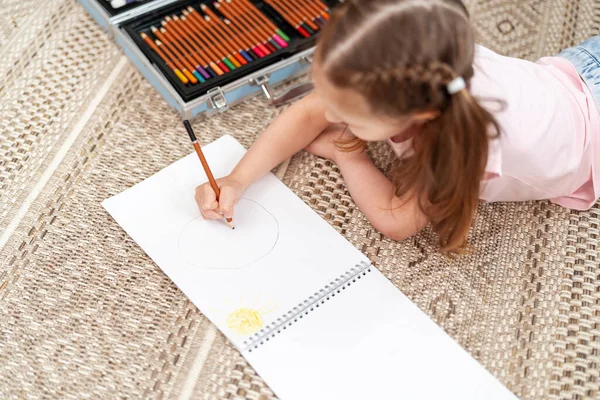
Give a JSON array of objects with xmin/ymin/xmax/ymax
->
[
  {"xmin": 200, "ymin": 12, "xmax": 249, "ymax": 65},
  {"xmin": 236, "ymin": 0, "xmax": 288, "ymax": 46},
  {"xmin": 140, "ymin": 32, "xmax": 190, "ymax": 84},
  {"xmin": 288, "ymin": 0, "xmax": 325, "ymax": 27},
  {"xmin": 272, "ymin": 0, "xmax": 318, "ymax": 33},
  {"xmin": 165, "ymin": 15, "xmax": 227, "ymax": 75},
  {"xmin": 225, "ymin": 0, "xmax": 281, "ymax": 50},
  {"xmin": 208, "ymin": 2, "xmax": 265, "ymax": 58},
  {"xmin": 184, "ymin": 9, "xmax": 247, "ymax": 66},
  {"xmin": 178, "ymin": 14, "xmax": 238, "ymax": 71},
  {"xmin": 151, "ymin": 26, "xmax": 207, "ymax": 82},
  {"xmin": 264, "ymin": 0, "xmax": 310, "ymax": 37},
  {"xmin": 307, "ymin": 0, "xmax": 330, "ymax": 20},
  {"xmin": 212, "ymin": 2, "xmax": 271, "ymax": 56},
  {"xmin": 218, "ymin": 0, "xmax": 264, "ymax": 46},
  {"xmin": 183, "ymin": 120, "xmax": 234, "ymax": 229},
  {"xmin": 169, "ymin": 15, "xmax": 228, "ymax": 73},
  {"xmin": 193, "ymin": 5, "xmax": 257, "ymax": 61},
  {"xmin": 239, "ymin": 0, "xmax": 291, "ymax": 42},
  {"xmin": 181, "ymin": 9, "xmax": 241, "ymax": 69}
]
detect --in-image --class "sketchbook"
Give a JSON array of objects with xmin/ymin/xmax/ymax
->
[{"xmin": 102, "ymin": 135, "xmax": 517, "ymax": 400}]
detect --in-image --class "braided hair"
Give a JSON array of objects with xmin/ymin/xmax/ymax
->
[{"xmin": 315, "ymin": 0, "xmax": 500, "ymax": 252}]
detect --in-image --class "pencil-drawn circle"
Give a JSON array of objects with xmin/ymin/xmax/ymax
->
[{"xmin": 178, "ymin": 198, "xmax": 279, "ymax": 269}]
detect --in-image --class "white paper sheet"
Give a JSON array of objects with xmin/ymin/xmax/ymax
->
[
  {"xmin": 102, "ymin": 135, "xmax": 368, "ymax": 348},
  {"xmin": 103, "ymin": 135, "xmax": 517, "ymax": 400},
  {"xmin": 245, "ymin": 267, "xmax": 518, "ymax": 400}
]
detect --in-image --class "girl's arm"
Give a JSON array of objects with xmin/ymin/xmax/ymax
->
[
  {"xmin": 196, "ymin": 92, "xmax": 331, "ymax": 219},
  {"xmin": 335, "ymin": 151, "xmax": 428, "ymax": 240},
  {"xmin": 305, "ymin": 127, "xmax": 429, "ymax": 241},
  {"xmin": 231, "ymin": 91, "xmax": 331, "ymax": 186}
]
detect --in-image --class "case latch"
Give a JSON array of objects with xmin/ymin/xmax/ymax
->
[
  {"xmin": 207, "ymin": 87, "xmax": 228, "ymax": 112},
  {"xmin": 251, "ymin": 74, "xmax": 314, "ymax": 107}
]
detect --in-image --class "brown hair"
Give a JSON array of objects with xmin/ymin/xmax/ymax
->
[{"xmin": 315, "ymin": 0, "xmax": 500, "ymax": 253}]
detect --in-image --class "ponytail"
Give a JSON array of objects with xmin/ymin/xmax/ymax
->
[{"xmin": 392, "ymin": 87, "xmax": 500, "ymax": 252}]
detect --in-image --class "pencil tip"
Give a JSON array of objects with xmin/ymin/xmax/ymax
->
[{"xmin": 227, "ymin": 221, "xmax": 235, "ymax": 229}]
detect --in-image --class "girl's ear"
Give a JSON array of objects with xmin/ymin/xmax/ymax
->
[{"xmin": 413, "ymin": 109, "xmax": 441, "ymax": 122}]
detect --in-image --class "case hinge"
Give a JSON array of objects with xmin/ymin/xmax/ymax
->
[{"xmin": 207, "ymin": 87, "xmax": 228, "ymax": 112}]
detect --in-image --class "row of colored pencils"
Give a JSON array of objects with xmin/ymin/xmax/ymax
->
[{"xmin": 140, "ymin": 0, "xmax": 331, "ymax": 86}]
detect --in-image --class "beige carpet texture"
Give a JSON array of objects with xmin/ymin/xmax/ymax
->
[{"xmin": 1, "ymin": 0, "xmax": 600, "ymax": 399}]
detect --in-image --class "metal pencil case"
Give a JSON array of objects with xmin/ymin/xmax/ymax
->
[{"xmin": 79, "ymin": 0, "xmax": 338, "ymax": 119}]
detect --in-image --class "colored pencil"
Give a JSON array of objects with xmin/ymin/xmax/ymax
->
[
  {"xmin": 306, "ymin": 0, "xmax": 330, "ymax": 21},
  {"xmin": 156, "ymin": 39, "xmax": 199, "ymax": 84},
  {"xmin": 199, "ymin": 12, "xmax": 250, "ymax": 65},
  {"xmin": 264, "ymin": 0, "xmax": 310, "ymax": 37},
  {"xmin": 192, "ymin": 5, "xmax": 257, "ymax": 61},
  {"xmin": 272, "ymin": 0, "xmax": 318, "ymax": 33},
  {"xmin": 277, "ymin": 0, "xmax": 319, "ymax": 32},
  {"xmin": 288, "ymin": 0, "xmax": 326, "ymax": 27},
  {"xmin": 170, "ymin": 15, "xmax": 229, "ymax": 73},
  {"xmin": 183, "ymin": 120, "xmax": 234, "ymax": 229},
  {"xmin": 140, "ymin": 32, "xmax": 189, "ymax": 84},
  {"xmin": 180, "ymin": 10, "xmax": 242, "ymax": 69},
  {"xmin": 212, "ymin": 3, "xmax": 270, "ymax": 57},
  {"xmin": 239, "ymin": 0, "xmax": 290, "ymax": 42},
  {"xmin": 165, "ymin": 15, "xmax": 228, "ymax": 75},
  {"xmin": 178, "ymin": 15, "xmax": 238, "ymax": 71},
  {"xmin": 205, "ymin": 2, "xmax": 265, "ymax": 58},
  {"xmin": 221, "ymin": 0, "xmax": 277, "ymax": 52},
  {"xmin": 151, "ymin": 26, "xmax": 207, "ymax": 82},
  {"xmin": 163, "ymin": 25, "xmax": 217, "ymax": 79},
  {"xmin": 218, "ymin": 0, "xmax": 272, "ymax": 53},
  {"xmin": 237, "ymin": 0, "xmax": 289, "ymax": 46},
  {"xmin": 225, "ymin": 0, "xmax": 282, "ymax": 51}
]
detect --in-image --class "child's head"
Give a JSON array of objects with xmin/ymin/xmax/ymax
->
[{"xmin": 313, "ymin": 0, "xmax": 500, "ymax": 252}]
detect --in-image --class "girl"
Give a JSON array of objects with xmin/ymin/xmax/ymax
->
[{"xmin": 195, "ymin": 0, "xmax": 600, "ymax": 252}]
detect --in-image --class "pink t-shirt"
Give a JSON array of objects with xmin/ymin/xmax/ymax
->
[{"xmin": 388, "ymin": 45, "xmax": 600, "ymax": 210}]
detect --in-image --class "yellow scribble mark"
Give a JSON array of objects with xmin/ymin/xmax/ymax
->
[
  {"xmin": 216, "ymin": 294, "xmax": 278, "ymax": 336},
  {"xmin": 226, "ymin": 308, "xmax": 264, "ymax": 335}
]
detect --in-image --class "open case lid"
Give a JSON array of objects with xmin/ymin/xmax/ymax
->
[{"xmin": 80, "ymin": 0, "xmax": 182, "ymax": 28}]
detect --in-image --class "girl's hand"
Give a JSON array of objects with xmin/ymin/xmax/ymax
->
[
  {"xmin": 305, "ymin": 124, "xmax": 364, "ymax": 163},
  {"xmin": 195, "ymin": 175, "xmax": 247, "ymax": 220}
]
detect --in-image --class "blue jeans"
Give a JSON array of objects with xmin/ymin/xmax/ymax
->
[{"xmin": 559, "ymin": 35, "xmax": 600, "ymax": 111}]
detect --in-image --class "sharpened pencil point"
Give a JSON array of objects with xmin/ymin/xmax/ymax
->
[{"xmin": 227, "ymin": 221, "xmax": 235, "ymax": 229}]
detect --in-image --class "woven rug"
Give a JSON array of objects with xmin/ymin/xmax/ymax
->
[{"xmin": 1, "ymin": 0, "xmax": 599, "ymax": 399}]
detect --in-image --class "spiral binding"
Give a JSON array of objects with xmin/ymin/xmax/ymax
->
[{"xmin": 242, "ymin": 260, "xmax": 372, "ymax": 353}]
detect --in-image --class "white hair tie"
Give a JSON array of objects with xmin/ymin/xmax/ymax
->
[{"xmin": 447, "ymin": 76, "xmax": 466, "ymax": 95}]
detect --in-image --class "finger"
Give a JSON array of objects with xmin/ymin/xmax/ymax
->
[
  {"xmin": 217, "ymin": 188, "xmax": 237, "ymax": 218},
  {"xmin": 200, "ymin": 183, "xmax": 217, "ymax": 205},
  {"xmin": 202, "ymin": 200, "xmax": 219, "ymax": 212},
  {"xmin": 201, "ymin": 210, "xmax": 223, "ymax": 220}
]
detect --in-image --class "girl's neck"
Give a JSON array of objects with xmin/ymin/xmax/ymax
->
[{"xmin": 389, "ymin": 122, "xmax": 420, "ymax": 144}]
